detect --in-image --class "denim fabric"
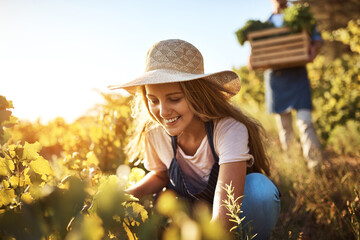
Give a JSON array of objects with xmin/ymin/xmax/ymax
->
[
  {"xmin": 167, "ymin": 121, "xmax": 219, "ymax": 203},
  {"xmin": 265, "ymin": 13, "xmax": 321, "ymax": 114},
  {"xmin": 168, "ymin": 121, "xmax": 280, "ymax": 239},
  {"xmin": 240, "ymin": 173, "xmax": 281, "ymax": 240},
  {"xmin": 265, "ymin": 66, "xmax": 313, "ymax": 113}
]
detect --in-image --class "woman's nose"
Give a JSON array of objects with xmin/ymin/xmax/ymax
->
[{"xmin": 159, "ymin": 102, "xmax": 171, "ymax": 118}]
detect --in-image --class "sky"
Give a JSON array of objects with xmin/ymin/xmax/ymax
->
[{"xmin": 1, "ymin": 0, "xmax": 273, "ymax": 123}]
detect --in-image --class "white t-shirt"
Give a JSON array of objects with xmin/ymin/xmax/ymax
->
[{"xmin": 144, "ymin": 117, "xmax": 255, "ymax": 190}]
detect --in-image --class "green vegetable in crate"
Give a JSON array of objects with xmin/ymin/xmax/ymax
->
[
  {"xmin": 283, "ymin": 4, "xmax": 316, "ymax": 34},
  {"xmin": 235, "ymin": 20, "xmax": 274, "ymax": 46}
]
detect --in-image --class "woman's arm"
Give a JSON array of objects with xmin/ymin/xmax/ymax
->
[
  {"xmin": 126, "ymin": 170, "xmax": 170, "ymax": 199},
  {"xmin": 212, "ymin": 161, "xmax": 247, "ymax": 231}
]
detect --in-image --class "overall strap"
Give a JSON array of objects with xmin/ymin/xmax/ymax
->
[
  {"xmin": 205, "ymin": 121, "xmax": 219, "ymax": 162},
  {"xmin": 168, "ymin": 121, "xmax": 219, "ymax": 203},
  {"xmin": 171, "ymin": 135, "xmax": 177, "ymax": 158}
]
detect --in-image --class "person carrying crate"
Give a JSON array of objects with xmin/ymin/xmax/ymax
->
[{"xmin": 262, "ymin": 0, "xmax": 323, "ymax": 169}]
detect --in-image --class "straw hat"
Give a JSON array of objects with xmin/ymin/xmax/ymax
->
[{"xmin": 108, "ymin": 39, "xmax": 241, "ymax": 97}]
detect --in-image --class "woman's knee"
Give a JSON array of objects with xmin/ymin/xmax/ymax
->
[
  {"xmin": 240, "ymin": 173, "xmax": 280, "ymax": 239},
  {"xmin": 244, "ymin": 173, "xmax": 280, "ymax": 203}
]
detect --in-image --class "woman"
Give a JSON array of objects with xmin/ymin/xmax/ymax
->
[{"xmin": 109, "ymin": 39, "xmax": 280, "ymax": 239}]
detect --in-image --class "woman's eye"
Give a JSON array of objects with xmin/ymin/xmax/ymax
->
[
  {"xmin": 169, "ymin": 98, "xmax": 180, "ymax": 102},
  {"xmin": 148, "ymin": 99, "xmax": 158, "ymax": 104}
]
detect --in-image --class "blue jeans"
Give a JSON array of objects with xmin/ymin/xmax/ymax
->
[{"xmin": 240, "ymin": 173, "xmax": 280, "ymax": 239}]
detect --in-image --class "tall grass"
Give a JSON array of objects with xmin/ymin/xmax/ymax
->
[{"xmin": 238, "ymin": 102, "xmax": 360, "ymax": 240}]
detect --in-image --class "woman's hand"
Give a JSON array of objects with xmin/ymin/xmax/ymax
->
[
  {"xmin": 125, "ymin": 170, "xmax": 169, "ymax": 199},
  {"xmin": 211, "ymin": 161, "xmax": 247, "ymax": 232}
]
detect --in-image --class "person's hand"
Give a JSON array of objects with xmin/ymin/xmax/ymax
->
[
  {"xmin": 308, "ymin": 40, "xmax": 323, "ymax": 62},
  {"xmin": 308, "ymin": 45, "xmax": 317, "ymax": 62},
  {"xmin": 248, "ymin": 54, "xmax": 254, "ymax": 71}
]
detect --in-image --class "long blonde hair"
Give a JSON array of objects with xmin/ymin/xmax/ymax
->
[{"xmin": 126, "ymin": 79, "xmax": 270, "ymax": 176}]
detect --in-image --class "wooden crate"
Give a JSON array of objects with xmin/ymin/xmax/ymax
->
[{"xmin": 248, "ymin": 27, "xmax": 310, "ymax": 69}]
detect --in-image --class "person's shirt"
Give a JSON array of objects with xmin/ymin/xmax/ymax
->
[
  {"xmin": 268, "ymin": 13, "xmax": 322, "ymax": 41},
  {"xmin": 144, "ymin": 117, "xmax": 254, "ymax": 191}
]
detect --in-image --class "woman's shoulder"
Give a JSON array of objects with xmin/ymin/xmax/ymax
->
[
  {"xmin": 146, "ymin": 125, "xmax": 171, "ymax": 142},
  {"xmin": 213, "ymin": 117, "xmax": 253, "ymax": 165},
  {"xmin": 215, "ymin": 117, "xmax": 247, "ymax": 133}
]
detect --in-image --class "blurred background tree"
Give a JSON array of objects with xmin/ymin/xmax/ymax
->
[{"xmin": 297, "ymin": 0, "xmax": 360, "ymax": 59}]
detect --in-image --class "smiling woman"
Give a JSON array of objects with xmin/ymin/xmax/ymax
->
[
  {"xmin": 108, "ymin": 39, "xmax": 280, "ymax": 239},
  {"xmin": 145, "ymin": 83, "xmax": 199, "ymax": 138}
]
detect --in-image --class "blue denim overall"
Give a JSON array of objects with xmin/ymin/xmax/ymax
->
[
  {"xmin": 167, "ymin": 121, "xmax": 219, "ymax": 204},
  {"xmin": 166, "ymin": 121, "xmax": 280, "ymax": 239}
]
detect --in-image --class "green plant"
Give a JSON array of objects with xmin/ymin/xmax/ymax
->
[
  {"xmin": 235, "ymin": 20, "xmax": 274, "ymax": 46},
  {"xmin": 222, "ymin": 182, "xmax": 256, "ymax": 240},
  {"xmin": 0, "ymin": 141, "xmax": 55, "ymax": 210},
  {"xmin": 327, "ymin": 120, "xmax": 360, "ymax": 156},
  {"xmin": 232, "ymin": 66, "xmax": 265, "ymax": 106},
  {"xmin": 322, "ymin": 19, "xmax": 360, "ymax": 54},
  {"xmin": 308, "ymin": 18, "xmax": 360, "ymax": 144},
  {"xmin": 283, "ymin": 3, "xmax": 316, "ymax": 34},
  {"xmin": 344, "ymin": 189, "xmax": 360, "ymax": 240},
  {"xmin": 235, "ymin": 4, "xmax": 317, "ymax": 47},
  {"xmin": 0, "ymin": 96, "xmax": 17, "ymax": 145}
]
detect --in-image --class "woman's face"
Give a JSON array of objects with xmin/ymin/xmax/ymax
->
[{"xmin": 145, "ymin": 82, "xmax": 197, "ymax": 136}]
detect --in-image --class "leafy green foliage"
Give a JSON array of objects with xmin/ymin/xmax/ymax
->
[
  {"xmin": 283, "ymin": 3, "xmax": 316, "ymax": 34},
  {"xmin": 1, "ymin": 21, "xmax": 360, "ymax": 238},
  {"xmin": 0, "ymin": 141, "xmax": 54, "ymax": 210},
  {"xmin": 235, "ymin": 4, "xmax": 317, "ymax": 46},
  {"xmin": 233, "ymin": 19, "xmax": 360, "ymax": 151},
  {"xmin": 87, "ymin": 92, "xmax": 133, "ymax": 172},
  {"xmin": 88, "ymin": 175, "xmax": 147, "ymax": 239},
  {"xmin": 231, "ymin": 20, "xmax": 360, "ymax": 239},
  {"xmin": 232, "ymin": 66, "xmax": 265, "ymax": 106},
  {"xmin": 235, "ymin": 20, "xmax": 274, "ymax": 46},
  {"xmin": 0, "ymin": 95, "xmax": 144, "ymax": 239},
  {"xmin": 8, "ymin": 93, "xmax": 133, "ymax": 173},
  {"xmin": 0, "ymin": 96, "xmax": 17, "ymax": 145},
  {"xmin": 152, "ymin": 190, "xmax": 232, "ymax": 240},
  {"xmin": 308, "ymin": 54, "xmax": 360, "ymax": 144},
  {"xmin": 0, "ymin": 176, "xmax": 86, "ymax": 239},
  {"xmin": 328, "ymin": 120, "xmax": 360, "ymax": 156},
  {"xmin": 322, "ymin": 19, "xmax": 360, "ymax": 54},
  {"xmin": 222, "ymin": 182, "xmax": 256, "ymax": 240},
  {"xmin": 308, "ymin": 18, "xmax": 360, "ymax": 146}
]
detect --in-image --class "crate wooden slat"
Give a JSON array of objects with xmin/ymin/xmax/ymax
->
[
  {"xmin": 252, "ymin": 55, "xmax": 309, "ymax": 67},
  {"xmin": 247, "ymin": 27, "xmax": 292, "ymax": 39},
  {"xmin": 248, "ymin": 27, "xmax": 310, "ymax": 69},
  {"xmin": 251, "ymin": 41, "xmax": 304, "ymax": 54},
  {"xmin": 252, "ymin": 48, "xmax": 307, "ymax": 60}
]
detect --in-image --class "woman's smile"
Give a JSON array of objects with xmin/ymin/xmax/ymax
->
[
  {"xmin": 145, "ymin": 82, "xmax": 200, "ymax": 136},
  {"xmin": 164, "ymin": 116, "xmax": 181, "ymax": 125}
]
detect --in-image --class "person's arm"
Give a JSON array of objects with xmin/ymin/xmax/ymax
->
[
  {"xmin": 126, "ymin": 170, "xmax": 169, "ymax": 199},
  {"xmin": 308, "ymin": 39, "xmax": 323, "ymax": 62},
  {"xmin": 211, "ymin": 161, "xmax": 247, "ymax": 231}
]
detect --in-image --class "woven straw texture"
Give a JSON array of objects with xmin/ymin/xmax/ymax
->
[
  {"xmin": 108, "ymin": 39, "xmax": 240, "ymax": 96},
  {"xmin": 145, "ymin": 39, "xmax": 204, "ymax": 74}
]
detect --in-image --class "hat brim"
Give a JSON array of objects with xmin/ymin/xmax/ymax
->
[{"xmin": 108, "ymin": 69, "xmax": 240, "ymax": 96}]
